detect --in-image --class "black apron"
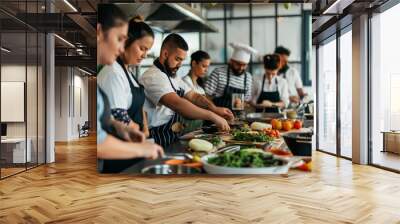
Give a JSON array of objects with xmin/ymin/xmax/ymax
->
[
  {"xmin": 213, "ymin": 66, "xmax": 247, "ymax": 111},
  {"xmin": 149, "ymin": 59, "xmax": 185, "ymax": 148},
  {"xmin": 116, "ymin": 57, "xmax": 145, "ymax": 130},
  {"xmin": 98, "ymin": 65, "xmax": 144, "ymax": 174},
  {"xmin": 256, "ymin": 76, "xmax": 280, "ymax": 113}
]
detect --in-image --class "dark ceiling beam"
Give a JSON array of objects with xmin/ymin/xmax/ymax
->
[
  {"xmin": 55, "ymin": 55, "xmax": 96, "ymax": 71},
  {"xmin": 66, "ymin": 13, "xmax": 96, "ymax": 46}
]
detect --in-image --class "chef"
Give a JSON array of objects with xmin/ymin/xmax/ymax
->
[
  {"xmin": 98, "ymin": 18, "xmax": 154, "ymax": 138},
  {"xmin": 274, "ymin": 46, "xmax": 307, "ymax": 106},
  {"xmin": 205, "ymin": 42, "xmax": 257, "ymax": 111},
  {"xmin": 139, "ymin": 33, "xmax": 233, "ymax": 148},
  {"xmin": 96, "ymin": 4, "xmax": 163, "ymax": 173},
  {"xmin": 250, "ymin": 54, "xmax": 289, "ymax": 113}
]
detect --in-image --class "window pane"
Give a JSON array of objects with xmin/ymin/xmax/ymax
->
[
  {"xmin": 226, "ymin": 19, "xmax": 250, "ymax": 61},
  {"xmin": 226, "ymin": 4, "xmax": 249, "ymax": 18},
  {"xmin": 201, "ymin": 20, "xmax": 225, "ymax": 63},
  {"xmin": 204, "ymin": 4, "xmax": 224, "ymax": 19},
  {"xmin": 317, "ymin": 38, "xmax": 337, "ymax": 154},
  {"xmin": 278, "ymin": 3, "xmax": 301, "ymax": 15},
  {"xmin": 252, "ymin": 3, "xmax": 275, "ymax": 16},
  {"xmin": 178, "ymin": 33, "xmax": 199, "ymax": 65},
  {"xmin": 277, "ymin": 17, "xmax": 302, "ymax": 61},
  {"xmin": 371, "ymin": 4, "xmax": 400, "ymax": 171},
  {"xmin": 1, "ymin": 31, "xmax": 27, "ymax": 177},
  {"xmin": 252, "ymin": 18, "xmax": 275, "ymax": 58},
  {"xmin": 340, "ymin": 29, "xmax": 352, "ymax": 158}
]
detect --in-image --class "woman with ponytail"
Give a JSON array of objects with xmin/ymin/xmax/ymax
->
[{"xmin": 250, "ymin": 54, "xmax": 289, "ymax": 113}]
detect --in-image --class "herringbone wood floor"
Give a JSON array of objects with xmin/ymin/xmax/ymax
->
[{"xmin": 1, "ymin": 135, "xmax": 400, "ymax": 224}]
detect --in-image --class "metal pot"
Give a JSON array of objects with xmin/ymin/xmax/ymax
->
[
  {"xmin": 141, "ymin": 164, "xmax": 201, "ymax": 175},
  {"xmin": 246, "ymin": 112, "xmax": 284, "ymax": 123},
  {"xmin": 282, "ymin": 132, "xmax": 312, "ymax": 156}
]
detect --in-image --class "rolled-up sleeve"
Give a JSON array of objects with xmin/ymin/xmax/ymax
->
[
  {"xmin": 250, "ymin": 75, "xmax": 261, "ymax": 105},
  {"xmin": 279, "ymin": 79, "xmax": 290, "ymax": 107},
  {"xmin": 139, "ymin": 68, "xmax": 175, "ymax": 106},
  {"xmin": 293, "ymin": 68, "xmax": 303, "ymax": 89}
]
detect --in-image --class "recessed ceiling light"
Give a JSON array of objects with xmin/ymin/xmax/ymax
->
[
  {"xmin": 63, "ymin": 0, "xmax": 78, "ymax": 12},
  {"xmin": 54, "ymin": 34, "xmax": 75, "ymax": 48},
  {"xmin": 1, "ymin": 47, "xmax": 11, "ymax": 53},
  {"xmin": 78, "ymin": 67, "xmax": 92, "ymax": 76}
]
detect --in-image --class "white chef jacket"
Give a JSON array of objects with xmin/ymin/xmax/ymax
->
[
  {"xmin": 250, "ymin": 75, "xmax": 289, "ymax": 107},
  {"xmin": 139, "ymin": 65, "xmax": 192, "ymax": 128},
  {"xmin": 281, "ymin": 66, "xmax": 303, "ymax": 97},
  {"xmin": 97, "ymin": 61, "xmax": 139, "ymax": 110},
  {"xmin": 182, "ymin": 75, "xmax": 205, "ymax": 95}
]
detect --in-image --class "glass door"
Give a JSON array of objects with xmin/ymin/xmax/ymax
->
[
  {"xmin": 339, "ymin": 28, "xmax": 352, "ymax": 158},
  {"xmin": 370, "ymin": 3, "xmax": 400, "ymax": 171},
  {"xmin": 317, "ymin": 36, "xmax": 337, "ymax": 155}
]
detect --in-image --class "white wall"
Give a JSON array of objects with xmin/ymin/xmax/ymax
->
[
  {"xmin": 54, "ymin": 67, "xmax": 89, "ymax": 141},
  {"xmin": 1, "ymin": 64, "xmax": 46, "ymax": 164}
]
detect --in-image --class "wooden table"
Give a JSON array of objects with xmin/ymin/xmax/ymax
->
[{"xmin": 381, "ymin": 131, "xmax": 400, "ymax": 154}]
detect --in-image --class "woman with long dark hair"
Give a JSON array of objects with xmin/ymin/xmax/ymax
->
[
  {"xmin": 96, "ymin": 5, "xmax": 163, "ymax": 173},
  {"xmin": 98, "ymin": 17, "xmax": 154, "ymax": 137},
  {"xmin": 181, "ymin": 50, "xmax": 211, "ymax": 132},
  {"xmin": 182, "ymin": 50, "xmax": 210, "ymax": 95}
]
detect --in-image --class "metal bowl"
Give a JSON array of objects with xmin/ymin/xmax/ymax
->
[{"xmin": 141, "ymin": 164, "xmax": 201, "ymax": 175}]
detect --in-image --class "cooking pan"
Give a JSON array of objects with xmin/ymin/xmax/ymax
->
[{"xmin": 246, "ymin": 112, "xmax": 284, "ymax": 123}]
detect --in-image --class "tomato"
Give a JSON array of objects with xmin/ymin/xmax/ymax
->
[
  {"xmin": 262, "ymin": 128, "xmax": 281, "ymax": 138},
  {"xmin": 282, "ymin": 120, "xmax": 293, "ymax": 131},
  {"xmin": 269, "ymin": 147, "xmax": 292, "ymax": 156},
  {"xmin": 293, "ymin": 120, "xmax": 303, "ymax": 129},
  {"xmin": 297, "ymin": 161, "xmax": 312, "ymax": 171},
  {"xmin": 271, "ymin": 119, "xmax": 282, "ymax": 130}
]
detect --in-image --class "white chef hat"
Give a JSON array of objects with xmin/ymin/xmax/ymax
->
[{"xmin": 229, "ymin": 42, "xmax": 258, "ymax": 64}]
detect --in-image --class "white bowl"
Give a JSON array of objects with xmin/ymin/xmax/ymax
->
[{"xmin": 201, "ymin": 154, "xmax": 292, "ymax": 175}]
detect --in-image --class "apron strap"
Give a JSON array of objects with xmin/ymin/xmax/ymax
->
[{"xmin": 117, "ymin": 57, "xmax": 139, "ymax": 90}]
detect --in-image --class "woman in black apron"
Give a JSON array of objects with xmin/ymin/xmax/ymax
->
[
  {"xmin": 97, "ymin": 14, "xmax": 163, "ymax": 173},
  {"xmin": 252, "ymin": 54, "xmax": 287, "ymax": 113},
  {"xmin": 149, "ymin": 59, "xmax": 186, "ymax": 148}
]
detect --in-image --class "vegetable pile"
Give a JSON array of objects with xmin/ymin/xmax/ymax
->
[
  {"xmin": 207, "ymin": 149, "xmax": 284, "ymax": 168},
  {"xmin": 232, "ymin": 129, "xmax": 274, "ymax": 143}
]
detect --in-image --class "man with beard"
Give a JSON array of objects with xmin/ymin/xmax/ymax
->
[
  {"xmin": 205, "ymin": 43, "xmax": 257, "ymax": 111},
  {"xmin": 140, "ymin": 33, "xmax": 233, "ymax": 148},
  {"xmin": 274, "ymin": 46, "xmax": 307, "ymax": 107}
]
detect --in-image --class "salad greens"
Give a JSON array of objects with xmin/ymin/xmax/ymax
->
[
  {"xmin": 232, "ymin": 129, "xmax": 273, "ymax": 143},
  {"xmin": 207, "ymin": 149, "xmax": 284, "ymax": 168}
]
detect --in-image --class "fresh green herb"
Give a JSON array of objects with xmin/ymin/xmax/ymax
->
[
  {"xmin": 232, "ymin": 130, "xmax": 273, "ymax": 143},
  {"xmin": 209, "ymin": 136, "xmax": 223, "ymax": 146},
  {"xmin": 199, "ymin": 136, "xmax": 223, "ymax": 146},
  {"xmin": 207, "ymin": 149, "xmax": 284, "ymax": 168}
]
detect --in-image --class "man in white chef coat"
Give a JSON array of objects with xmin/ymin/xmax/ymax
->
[
  {"xmin": 274, "ymin": 46, "xmax": 307, "ymax": 107},
  {"xmin": 139, "ymin": 33, "xmax": 233, "ymax": 148}
]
